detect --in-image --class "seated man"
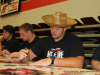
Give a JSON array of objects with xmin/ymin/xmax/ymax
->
[
  {"xmin": 91, "ymin": 46, "xmax": 100, "ymax": 71},
  {"xmin": 1, "ymin": 25, "xmax": 21, "ymax": 56},
  {"xmin": 18, "ymin": 12, "xmax": 84, "ymax": 68},
  {"xmin": 7, "ymin": 23, "xmax": 43, "ymax": 61}
]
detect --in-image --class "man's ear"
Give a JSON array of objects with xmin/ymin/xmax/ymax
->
[
  {"xmin": 28, "ymin": 31, "xmax": 31, "ymax": 35},
  {"xmin": 64, "ymin": 27, "xmax": 67, "ymax": 31}
]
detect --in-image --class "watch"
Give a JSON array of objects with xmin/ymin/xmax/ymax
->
[{"xmin": 50, "ymin": 56, "xmax": 56, "ymax": 64}]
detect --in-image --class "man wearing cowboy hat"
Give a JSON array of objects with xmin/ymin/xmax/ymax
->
[{"xmin": 18, "ymin": 12, "xmax": 84, "ymax": 68}]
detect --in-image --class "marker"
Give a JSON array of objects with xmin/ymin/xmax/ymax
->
[
  {"xmin": 25, "ymin": 47, "xmax": 29, "ymax": 55},
  {"xmin": 3, "ymin": 49, "xmax": 7, "ymax": 55},
  {"xmin": 4, "ymin": 51, "xmax": 7, "ymax": 55}
]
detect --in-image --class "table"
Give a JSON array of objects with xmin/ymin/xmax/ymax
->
[{"xmin": 0, "ymin": 56, "xmax": 99, "ymax": 75}]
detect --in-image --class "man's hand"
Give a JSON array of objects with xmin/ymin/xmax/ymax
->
[
  {"xmin": 2, "ymin": 49, "xmax": 10, "ymax": 57},
  {"xmin": 18, "ymin": 49, "xmax": 28, "ymax": 60},
  {"xmin": 0, "ymin": 35, "xmax": 4, "ymax": 41},
  {"xmin": 8, "ymin": 52, "xmax": 19, "ymax": 58},
  {"xmin": 29, "ymin": 58, "xmax": 52, "ymax": 66}
]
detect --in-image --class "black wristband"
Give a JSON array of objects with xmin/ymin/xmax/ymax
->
[{"xmin": 50, "ymin": 56, "xmax": 55, "ymax": 64}]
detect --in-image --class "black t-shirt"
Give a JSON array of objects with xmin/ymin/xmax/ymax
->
[
  {"xmin": 1, "ymin": 37, "xmax": 21, "ymax": 53},
  {"xmin": 31, "ymin": 32, "xmax": 84, "ymax": 58},
  {"xmin": 92, "ymin": 46, "xmax": 100, "ymax": 61},
  {"xmin": 21, "ymin": 36, "xmax": 40, "ymax": 50},
  {"xmin": 21, "ymin": 36, "xmax": 44, "ymax": 61}
]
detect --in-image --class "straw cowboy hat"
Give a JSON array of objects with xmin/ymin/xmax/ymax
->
[{"xmin": 42, "ymin": 12, "xmax": 77, "ymax": 27}]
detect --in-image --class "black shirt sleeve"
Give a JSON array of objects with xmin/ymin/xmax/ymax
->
[
  {"xmin": 69, "ymin": 35, "xmax": 84, "ymax": 57},
  {"xmin": 92, "ymin": 46, "xmax": 100, "ymax": 61},
  {"xmin": 31, "ymin": 39, "xmax": 43, "ymax": 57}
]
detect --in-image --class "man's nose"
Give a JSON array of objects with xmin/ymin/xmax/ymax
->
[{"xmin": 52, "ymin": 29, "xmax": 56, "ymax": 32}]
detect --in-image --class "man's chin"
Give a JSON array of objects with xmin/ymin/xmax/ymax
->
[
  {"xmin": 23, "ymin": 39, "xmax": 27, "ymax": 41},
  {"xmin": 52, "ymin": 36, "xmax": 58, "ymax": 39},
  {"xmin": 3, "ymin": 38, "xmax": 5, "ymax": 39},
  {"xmin": 23, "ymin": 39, "xmax": 26, "ymax": 41}
]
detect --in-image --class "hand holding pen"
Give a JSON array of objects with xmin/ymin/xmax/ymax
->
[
  {"xmin": 18, "ymin": 49, "xmax": 29, "ymax": 60},
  {"xmin": 25, "ymin": 47, "xmax": 29, "ymax": 55}
]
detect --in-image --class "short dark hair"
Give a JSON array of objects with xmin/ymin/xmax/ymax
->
[
  {"xmin": 19, "ymin": 23, "xmax": 33, "ymax": 33},
  {"xmin": 3, "ymin": 25, "xmax": 15, "ymax": 37}
]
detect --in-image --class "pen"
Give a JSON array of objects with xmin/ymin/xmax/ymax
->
[
  {"xmin": 4, "ymin": 49, "xmax": 7, "ymax": 55},
  {"xmin": 25, "ymin": 48, "xmax": 29, "ymax": 55},
  {"xmin": 4, "ymin": 52, "xmax": 7, "ymax": 55}
]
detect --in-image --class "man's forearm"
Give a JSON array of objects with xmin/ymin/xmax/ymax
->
[
  {"xmin": 92, "ymin": 65, "xmax": 100, "ymax": 71},
  {"xmin": 91, "ymin": 60, "xmax": 100, "ymax": 71},
  {"xmin": 54, "ymin": 56, "xmax": 84, "ymax": 68},
  {"xmin": 21, "ymin": 52, "xmax": 30, "ymax": 62}
]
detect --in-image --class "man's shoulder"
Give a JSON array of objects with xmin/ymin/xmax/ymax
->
[
  {"xmin": 42, "ymin": 35, "xmax": 52, "ymax": 40},
  {"xmin": 65, "ymin": 32, "xmax": 79, "ymax": 39},
  {"xmin": 39, "ymin": 35, "xmax": 52, "ymax": 44},
  {"xmin": 35, "ymin": 36, "xmax": 41, "ymax": 40},
  {"xmin": 63, "ymin": 32, "xmax": 81, "ymax": 43},
  {"xmin": 12, "ymin": 37, "xmax": 19, "ymax": 41},
  {"xmin": 22, "ymin": 41, "xmax": 27, "ymax": 44},
  {"xmin": 10, "ymin": 37, "xmax": 20, "ymax": 43},
  {"xmin": 31, "ymin": 36, "xmax": 41, "ymax": 43}
]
